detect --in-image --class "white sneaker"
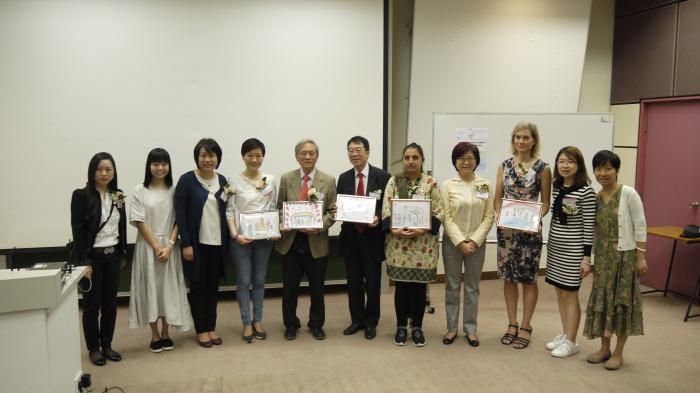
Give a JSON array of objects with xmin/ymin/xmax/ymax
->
[
  {"xmin": 545, "ymin": 333, "xmax": 566, "ymax": 350},
  {"xmin": 551, "ymin": 339, "xmax": 580, "ymax": 358}
]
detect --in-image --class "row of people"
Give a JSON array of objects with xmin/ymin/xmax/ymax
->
[{"xmin": 70, "ymin": 123, "xmax": 646, "ymax": 372}]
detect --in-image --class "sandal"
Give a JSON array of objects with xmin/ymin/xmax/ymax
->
[
  {"xmin": 500, "ymin": 323, "xmax": 519, "ymax": 345},
  {"xmin": 513, "ymin": 326, "xmax": 533, "ymax": 349}
]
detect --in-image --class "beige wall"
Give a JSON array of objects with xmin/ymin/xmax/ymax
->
[
  {"xmin": 578, "ymin": 0, "xmax": 614, "ymax": 113},
  {"xmin": 611, "ymin": 104, "xmax": 640, "ymax": 187},
  {"xmin": 389, "ymin": 0, "xmax": 414, "ymax": 174}
]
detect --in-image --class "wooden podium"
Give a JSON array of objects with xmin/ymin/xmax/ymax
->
[{"xmin": 0, "ymin": 266, "xmax": 86, "ymax": 393}]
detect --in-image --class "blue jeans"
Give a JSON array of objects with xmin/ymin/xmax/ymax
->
[{"xmin": 231, "ymin": 239, "xmax": 272, "ymax": 326}]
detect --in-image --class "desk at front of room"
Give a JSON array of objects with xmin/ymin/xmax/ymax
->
[{"xmin": 644, "ymin": 226, "xmax": 700, "ymax": 321}]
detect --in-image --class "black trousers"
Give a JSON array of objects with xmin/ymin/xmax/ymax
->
[
  {"xmin": 394, "ymin": 281, "xmax": 427, "ymax": 328},
  {"xmin": 188, "ymin": 244, "xmax": 223, "ymax": 334},
  {"xmin": 344, "ymin": 234, "xmax": 382, "ymax": 328},
  {"xmin": 282, "ymin": 233, "xmax": 328, "ymax": 329},
  {"xmin": 82, "ymin": 250, "xmax": 122, "ymax": 352}
]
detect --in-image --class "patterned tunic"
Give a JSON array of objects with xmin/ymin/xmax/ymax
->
[
  {"xmin": 382, "ymin": 174, "xmax": 443, "ymax": 283},
  {"xmin": 497, "ymin": 157, "xmax": 546, "ymax": 284},
  {"xmin": 583, "ymin": 187, "xmax": 644, "ymax": 338}
]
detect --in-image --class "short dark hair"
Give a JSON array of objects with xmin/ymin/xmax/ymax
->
[
  {"xmin": 592, "ymin": 150, "xmax": 621, "ymax": 171},
  {"xmin": 193, "ymin": 138, "xmax": 222, "ymax": 169},
  {"xmin": 241, "ymin": 138, "xmax": 266, "ymax": 156},
  {"xmin": 143, "ymin": 148, "xmax": 173, "ymax": 188},
  {"xmin": 451, "ymin": 142, "xmax": 480, "ymax": 171},
  {"xmin": 553, "ymin": 146, "xmax": 590, "ymax": 188},
  {"xmin": 347, "ymin": 136, "xmax": 370, "ymax": 151},
  {"xmin": 402, "ymin": 142, "xmax": 425, "ymax": 172}
]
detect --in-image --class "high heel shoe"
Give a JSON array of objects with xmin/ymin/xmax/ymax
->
[
  {"xmin": 242, "ymin": 325, "xmax": 255, "ymax": 343},
  {"xmin": 253, "ymin": 324, "xmax": 267, "ymax": 340}
]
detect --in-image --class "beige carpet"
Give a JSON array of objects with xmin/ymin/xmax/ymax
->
[{"xmin": 81, "ymin": 279, "xmax": 700, "ymax": 393}]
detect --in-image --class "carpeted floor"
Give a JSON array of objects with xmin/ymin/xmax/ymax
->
[{"xmin": 81, "ymin": 279, "xmax": 699, "ymax": 393}]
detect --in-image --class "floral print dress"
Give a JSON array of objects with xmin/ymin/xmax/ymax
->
[
  {"xmin": 382, "ymin": 173, "xmax": 444, "ymax": 283},
  {"xmin": 583, "ymin": 187, "xmax": 643, "ymax": 338},
  {"xmin": 497, "ymin": 157, "xmax": 546, "ymax": 284}
]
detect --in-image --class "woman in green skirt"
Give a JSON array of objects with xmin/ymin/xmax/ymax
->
[{"xmin": 583, "ymin": 150, "xmax": 648, "ymax": 370}]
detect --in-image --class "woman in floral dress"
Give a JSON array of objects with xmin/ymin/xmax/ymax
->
[
  {"xmin": 583, "ymin": 150, "xmax": 647, "ymax": 370},
  {"xmin": 382, "ymin": 143, "xmax": 443, "ymax": 347},
  {"xmin": 495, "ymin": 121, "xmax": 551, "ymax": 349}
]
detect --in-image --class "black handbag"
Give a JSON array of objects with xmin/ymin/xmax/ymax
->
[{"xmin": 681, "ymin": 225, "xmax": 700, "ymax": 238}]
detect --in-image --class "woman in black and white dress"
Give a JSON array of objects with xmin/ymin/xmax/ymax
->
[{"xmin": 545, "ymin": 146, "xmax": 596, "ymax": 358}]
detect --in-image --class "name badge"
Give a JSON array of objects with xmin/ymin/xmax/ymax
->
[
  {"xmin": 412, "ymin": 193, "xmax": 426, "ymax": 200},
  {"xmin": 369, "ymin": 191, "xmax": 382, "ymax": 200},
  {"xmin": 476, "ymin": 192, "xmax": 489, "ymax": 200},
  {"xmin": 525, "ymin": 168, "xmax": 536, "ymax": 182}
]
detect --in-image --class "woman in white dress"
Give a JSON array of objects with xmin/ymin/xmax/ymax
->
[
  {"xmin": 226, "ymin": 138, "xmax": 278, "ymax": 343},
  {"xmin": 129, "ymin": 148, "xmax": 192, "ymax": 353}
]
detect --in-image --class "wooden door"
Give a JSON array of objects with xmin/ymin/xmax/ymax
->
[{"xmin": 637, "ymin": 96, "xmax": 700, "ymax": 296}]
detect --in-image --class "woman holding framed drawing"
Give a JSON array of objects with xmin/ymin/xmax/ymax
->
[
  {"xmin": 440, "ymin": 142, "xmax": 494, "ymax": 347},
  {"xmin": 225, "ymin": 138, "xmax": 278, "ymax": 343},
  {"xmin": 382, "ymin": 143, "xmax": 443, "ymax": 347},
  {"xmin": 494, "ymin": 122, "xmax": 552, "ymax": 349}
]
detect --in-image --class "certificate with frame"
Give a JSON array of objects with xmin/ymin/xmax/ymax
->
[
  {"xmin": 497, "ymin": 199, "xmax": 543, "ymax": 232},
  {"xmin": 335, "ymin": 194, "xmax": 376, "ymax": 224},
  {"xmin": 390, "ymin": 199, "xmax": 432, "ymax": 230},
  {"xmin": 238, "ymin": 210, "xmax": 281, "ymax": 240},
  {"xmin": 282, "ymin": 201, "xmax": 324, "ymax": 229}
]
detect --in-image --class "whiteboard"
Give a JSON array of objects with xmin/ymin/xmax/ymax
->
[
  {"xmin": 432, "ymin": 113, "xmax": 614, "ymax": 242},
  {"xmin": 0, "ymin": 0, "xmax": 383, "ymax": 249}
]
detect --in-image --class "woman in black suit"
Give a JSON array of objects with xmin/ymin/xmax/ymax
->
[
  {"xmin": 71, "ymin": 152, "xmax": 128, "ymax": 366},
  {"xmin": 175, "ymin": 138, "xmax": 229, "ymax": 347}
]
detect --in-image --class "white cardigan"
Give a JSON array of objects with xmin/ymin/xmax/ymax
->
[{"xmin": 614, "ymin": 185, "xmax": 647, "ymax": 251}]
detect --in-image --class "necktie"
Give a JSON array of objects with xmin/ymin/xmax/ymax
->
[
  {"xmin": 355, "ymin": 173, "xmax": 366, "ymax": 233},
  {"xmin": 299, "ymin": 175, "xmax": 310, "ymax": 201}
]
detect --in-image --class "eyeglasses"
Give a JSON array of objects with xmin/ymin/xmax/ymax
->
[
  {"xmin": 347, "ymin": 148, "xmax": 366, "ymax": 154},
  {"xmin": 457, "ymin": 156, "xmax": 477, "ymax": 162}
]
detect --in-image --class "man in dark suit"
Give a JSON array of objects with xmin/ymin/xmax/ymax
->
[{"xmin": 336, "ymin": 136, "xmax": 391, "ymax": 339}]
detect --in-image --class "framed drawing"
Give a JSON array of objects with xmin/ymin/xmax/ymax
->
[
  {"xmin": 497, "ymin": 199, "xmax": 542, "ymax": 232},
  {"xmin": 238, "ymin": 210, "xmax": 281, "ymax": 240},
  {"xmin": 283, "ymin": 201, "xmax": 324, "ymax": 229},
  {"xmin": 391, "ymin": 199, "xmax": 432, "ymax": 229},
  {"xmin": 335, "ymin": 194, "xmax": 376, "ymax": 224}
]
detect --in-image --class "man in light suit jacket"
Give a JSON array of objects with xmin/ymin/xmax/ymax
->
[
  {"xmin": 276, "ymin": 139, "xmax": 337, "ymax": 340},
  {"xmin": 336, "ymin": 136, "xmax": 391, "ymax": 340}
]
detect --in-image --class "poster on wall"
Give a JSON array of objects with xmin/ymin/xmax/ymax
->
[{"xmin": 456, "ymin": 127, "xmax": 488, "ymax": 171}]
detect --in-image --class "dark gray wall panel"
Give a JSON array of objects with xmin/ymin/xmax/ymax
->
[
  {"xmin": 611, "ymin": 4, "xmax": 677, "ymax": 103},
  {"xmin": 675, "ymin": 0, "xmax": 700, "ymax": 95},
  {"xmin": 616, "ymin": 0, "xmax": 678, "ymax": 17}
]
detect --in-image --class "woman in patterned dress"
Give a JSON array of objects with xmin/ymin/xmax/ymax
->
[
  {"xmin": 583, "ymin": 150, "xmax": 647, "ymax": 370},
  {"xmin": 382, "ymin": 143, "xmax": 443, "ymax": 347},
  {"xmin": 494, "ymin": 122, "xmax": 552, "ymax": 349}
]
